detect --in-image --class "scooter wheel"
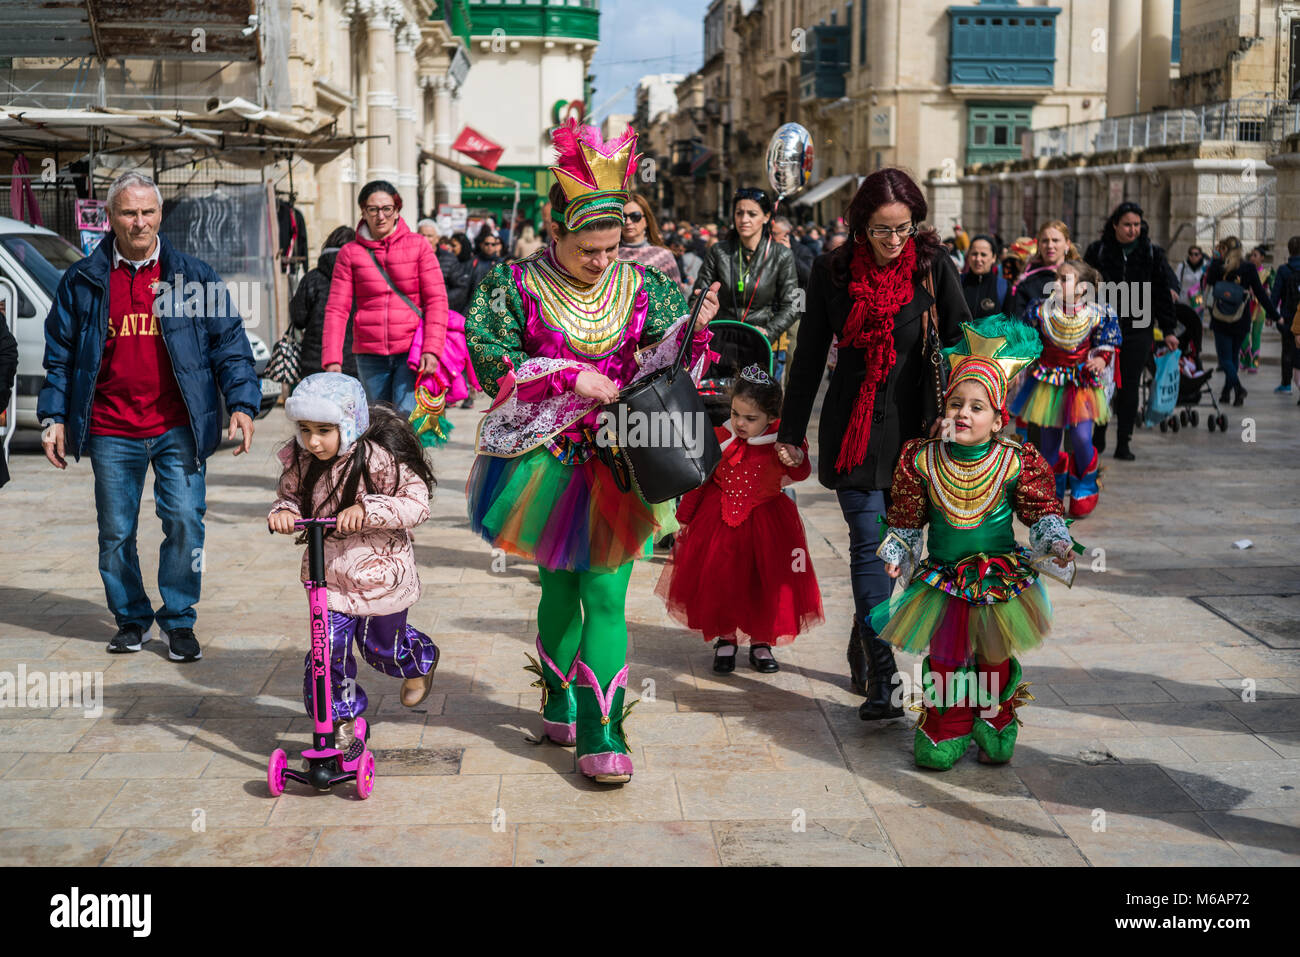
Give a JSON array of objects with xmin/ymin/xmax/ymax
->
[
  {"xmin": 355, "ymin": 750, "xmax": 375, "ymax": 800},
  {"xmin": 267, "ymin": 749, "xmax": 288, "ymax": 797}
]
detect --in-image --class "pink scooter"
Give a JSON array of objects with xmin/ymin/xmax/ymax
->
[{"xmin": 267, "ymin": 517, "xmax": 375, "ymax": 799}]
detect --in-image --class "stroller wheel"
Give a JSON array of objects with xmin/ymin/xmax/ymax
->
[
  {"xmin": 1159, "ymin": 420, "xmax": 1168, "ymax": 433},
  {"xmin": 1179, "ymin": 410, "xmax": 1189, "ymax": 426},
  {"xmin": 1218, "ymin": 414, "xmax": 1228, "ymax": 431},
  {"xmin": 1169, "ymin": 416, "xmax": 1180, "ymax": 433},
  {"xmin": 1207, "ymin": 416, "xmax": 1216, "ymax": 432},
  {"xmin": 1189, "ymin": 410, "xmax": 1199, "ymax": 426}
]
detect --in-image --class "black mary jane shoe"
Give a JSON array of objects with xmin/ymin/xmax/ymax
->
[
  {"xmin": 749, "ymin": 644, "xmax": 780, "ymax": 674},
  {"xmin": 713, "ymin": 639, "xmax": 738, "ymax": 674}
]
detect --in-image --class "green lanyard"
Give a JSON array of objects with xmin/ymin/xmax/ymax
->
[{"xmin": 735, "ymin": 238, "xmax": 767, "ymax": 293}]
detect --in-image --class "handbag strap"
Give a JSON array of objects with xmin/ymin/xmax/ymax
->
[
  {"xmin": 666, "ymin": 282, "xmax": 709, "ymax": 383},
  {"xmin": 365, "ymin": 246, "xmax": 423, "ymax": 322}
]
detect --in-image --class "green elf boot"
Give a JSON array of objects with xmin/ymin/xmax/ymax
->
[
  {"xmin": 912, "ymin": 657, "xmax": 976, "ymax": 771},
  {"xmin": 524, "ymin": 636, "xmax": 577, "ymax": 746},
  {"xmin": 574, "ymin": 660, "xmax": 634, "ymax": 784},
  {"xmin": 971, "ymin": 657, "xmax": 1033, "ymax": 764}
]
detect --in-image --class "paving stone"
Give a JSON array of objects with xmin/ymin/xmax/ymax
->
[
  {"xmin": 0, "ymin": 828, "xmax": 123, "ymax": 866},
  {"xmin": 4, "ymin": 751, "xmax": 101, "ymax": 779},
  {"xmin": 0, "ymin": 779, "xmax": 125, "ymax": 828},
  {"xmin": 517, "ymin": 821, "xmax": 719, "ymax": 866},
  {"xmin": 1161, "ymin": 761, "xmax": 1300, "ymax": 810},
  {"xmin": 1169, "ymin": 733, "xmax": 1285, "ymax": 763},
  {"xmin": 269, "ymin": 775, "xmax": 500, "ymax": 826},
  {"xmin": 1050, "ymin": 679, "xmax": 1176, "ymax": 706},
  {"xmin": 876, "ymin": 799, "xmax": 1087, "ymax": 866},
  {"xmin": 676, "ymin": 768, "xmax": 866, "ymax": 820},
  {"xmin": 1221, "ymin": 698, "xmax": 1300, "ymax": 732},
  {"xmin": 311, "ymin": 825, "xmax": 515, "ymax": 866},
  {"xmin": 713, "ymin": 818, "xmax": 897, "ymax": 866},
  {"xmin": 105, "ymin": 826, "xmax": 318, "ymax": 866},
  {"xmin": 96, "ymin": 778, "xmax": 274, "ymax": 829},
  {"xmin": 1198, "ymin": 808, "xmax": 1300, "ymax": 865},
  {"xmin": 1049, "ymin": 810, "xmax": 1248, "ymax": 866},
  {"xmin": 1018, "ymin": 764, "xmax": 1200, "ymax": 814},
  {"xmin": 497, "ymin": 771, "xmax": 682, "ymax": 823}
]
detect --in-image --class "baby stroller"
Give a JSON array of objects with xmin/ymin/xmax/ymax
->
[
  {"xmin": 697, "ymin": 320, "xmax": 775, "ymax": 427},
  {"xmin": 1145, "ymin": 303, "xmax": 1227, "ymax": 434}
]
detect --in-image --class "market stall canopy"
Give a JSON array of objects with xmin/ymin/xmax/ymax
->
[
  {"xmin": 788, "ymin": 173, "xmax": 856, "ymax": 207},
  {"xmin": 0, "ymin": 106, "xmax": 362, "ymax": 166},
  {"xmin": 0, "ymin": 0, "xmax": 261, "ymax": 60}
]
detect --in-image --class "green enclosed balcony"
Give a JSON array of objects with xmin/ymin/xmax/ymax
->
[
  {"xmin": 948, "ymin": 4, "xmax": 1059, "ymax": 86},
  {"xmin": 465, "ymin": 0, "xmax": 600, "ymax": 42},
  {"xmin": 799, "ymin": 25, "xmax": 850, "ymax": 102},
  {"xmin": 431, "ymin": 0, "xmax": 474, "ymax": 47}
]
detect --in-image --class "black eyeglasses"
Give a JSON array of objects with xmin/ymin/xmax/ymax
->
[{"xmin": 624, "ymin": 211, "xmax": 644, "ymax": 223}]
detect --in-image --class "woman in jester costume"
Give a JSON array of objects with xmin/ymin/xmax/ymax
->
[
  {"xmin": 873, "ymin": 317, "xmax": 1077, "ymax": 770},
  {"xmin": 1009, "ymin": 259, "xmax": 1121, "ymax": 518},
  {"xmin": 465, "ymin": 119, "xmax": 721, "ymax": 784}
]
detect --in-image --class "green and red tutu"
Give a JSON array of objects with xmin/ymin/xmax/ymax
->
[
  {"xmin": 870, "ymin": 548, "xmax": 1052, "ymax": 665},
  {"xmin": 467, "ymin": 445, "xmax": 676, "ymax": 573}
]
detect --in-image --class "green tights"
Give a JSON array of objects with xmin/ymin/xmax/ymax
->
[{"xmin": 536, "ymin": 563, "xmax": 633, "ymax": 688}]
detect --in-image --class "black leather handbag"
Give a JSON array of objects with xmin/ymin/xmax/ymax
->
[
  {"xmin": 919, "ymin": 269, "xmax": 950, "ymax": 432},
  {"xmin": 595, "ymin": 297, "xmax": 722, "ymax": 504}
]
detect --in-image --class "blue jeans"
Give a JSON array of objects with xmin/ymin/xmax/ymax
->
[
  {"xmin": 1213, "ymin": 327, "xmax": 1246, "ymax": 391},
  {"xmin": 354, "ymin": 353, "xmax": 416, "ymax": 415},
  {"xmin": 835, "ymin": 488, "xmax": 893, "ymax": 640},
  {"xmin": 85, "ymin": 426, "xmax": 206, "ymax": 633}
]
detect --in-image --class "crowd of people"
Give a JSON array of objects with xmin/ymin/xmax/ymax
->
[{"xmin": 25, "ymin": 114, "xmax": 1300, "ymax": 791}]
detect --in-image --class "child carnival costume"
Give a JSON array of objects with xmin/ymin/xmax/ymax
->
[
  {"xmin": 1010, "ymin": 281, "xmax": 1121, "ymax": 518},
  {"xmin": 465, "ymin": 120, "xmax": 716, "ymax": 784},
  {"xmin": 873, "ymin": 319, "xmax": 1078, "ymax": 770}
]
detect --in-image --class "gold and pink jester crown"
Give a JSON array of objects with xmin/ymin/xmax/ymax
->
[{"xmin": 549, "ymin": 119, "xmax": 639, "ymax": 231}]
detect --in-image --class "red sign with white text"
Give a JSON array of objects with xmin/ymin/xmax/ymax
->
[{"xmin": 453, "ymin": 127, "xmax": 505, "ymax": 172}]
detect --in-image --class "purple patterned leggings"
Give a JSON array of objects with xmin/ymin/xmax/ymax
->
[{"xmin": 303, "ymin": 609, "xmax": 438, "ymax": 721}]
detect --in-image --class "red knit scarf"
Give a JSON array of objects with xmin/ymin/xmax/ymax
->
[{"xmin": 834, "ymin": 238, "xmax": 916, "ymax": 473}]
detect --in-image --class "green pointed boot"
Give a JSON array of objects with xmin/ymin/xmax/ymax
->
[
  {"xmin": 971, "ymin": 657, "xmax": 1032, "ymax": 764},
  {"xmin": 524, "ymin": 635, "xmax": 577, "ymax": 746},
  {"xmin": 912, "ymin": 657, "xmax": 975, "ymax": 771},
  {"xmin": 574, "ymin": 660, "xmax": 634, "ymax": 783}
]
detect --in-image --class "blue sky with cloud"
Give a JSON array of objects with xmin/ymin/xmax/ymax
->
[{"xmin": 588, "ymin": 0, "xmax": 710, "ymax": 121}]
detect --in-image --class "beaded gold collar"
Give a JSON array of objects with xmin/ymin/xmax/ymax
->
[
  {"xmin": 1039, "ymin": 301, "xmax": 1102, "ymax": 351},
  {"xmin": 919, "ymin": 440, "xmax": 1021, "ymax": 528},
  {"xmin": 518, "ymin": 250, "xmax": 641, "ymax": 359}
]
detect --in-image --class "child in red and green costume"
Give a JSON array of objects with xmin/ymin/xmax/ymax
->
[{"xmin": 872, "ymin": 318, "xmax": 1077, "ymax": 770}]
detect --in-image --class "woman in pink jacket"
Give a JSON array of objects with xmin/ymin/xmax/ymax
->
[
  {"xmin": 323, "ymin": 181, "xmax": 449, "ymax": 415},
  {"xmin": 269, "ymin": 372, "xmax": 439, "ymax": 750}
]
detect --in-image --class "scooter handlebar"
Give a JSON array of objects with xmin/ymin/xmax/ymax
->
[{"xmin": 267, "ymin": 516, "xmax": 338, "ymax": 535}]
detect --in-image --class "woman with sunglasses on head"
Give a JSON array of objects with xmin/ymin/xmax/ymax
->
[
  {"xmin": 618, "ymin": 192, "xmax": 682, "ymax": 287},
  {"xmin": 776, "ymin": 168, "xmax": 969, "ymax": 723},
  {"xmin": 691, "ymin": 187, "xmax": 800, "ymax": 347},
  {"xmin": 322, "ymin": 180, "xmax": 449, "ymax": 415}
]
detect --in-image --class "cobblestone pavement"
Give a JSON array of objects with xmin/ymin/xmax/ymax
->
[{"xmin": 1, "ymin": 337, "xmax": 1297, "ymax": 866}]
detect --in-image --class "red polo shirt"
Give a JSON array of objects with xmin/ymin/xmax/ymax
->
[{"xmin": 88, "ymin": 252, "xmax": 191, "ymax": 437}]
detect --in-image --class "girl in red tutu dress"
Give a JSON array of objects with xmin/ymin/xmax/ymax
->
[{"xmin": 656, "ymin": 365, "xmax": 824, "ymax": 673}]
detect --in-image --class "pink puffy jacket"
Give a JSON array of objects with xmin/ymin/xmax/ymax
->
[
  {"xmin": 270, "ymin": 441, "xmax": 429, "ymax": 617},
  {"xmin": 322, "ymin": 218, "xmax": 449, "ymax": 367}
]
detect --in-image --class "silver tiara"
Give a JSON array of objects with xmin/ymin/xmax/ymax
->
[{"xmin": 739, "ymin": 364, "xmax": 773, "ymax": 384}]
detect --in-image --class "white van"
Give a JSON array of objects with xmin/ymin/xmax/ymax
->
[{"xmin": 0, "ymin": 216, "xmax": 278, "ymax": 431}]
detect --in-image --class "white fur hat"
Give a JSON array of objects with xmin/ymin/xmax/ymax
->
[{"xmin": 285, "ymin": 373, "xmax": 370, "ymax": 453}]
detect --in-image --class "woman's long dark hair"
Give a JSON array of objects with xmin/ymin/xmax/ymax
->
[
  {"xmin": 451, "ymin": 232, "xmax": 472, "ymax": 263},
  {"xmin": 831, "ymin": 168, "xmax": 942, "ymax": 285},
  {"xmin": 285, "ymin": 405, "xmax": 436, "ymax": 534}
]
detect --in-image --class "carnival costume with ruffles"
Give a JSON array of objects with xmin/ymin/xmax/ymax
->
[
  {"xmin": 874, "ymin": 318, "xmax": 1076, "ymax": 770},
  {"xmin": 465, "ymin": 120, "xmax": 715, "ymax": 783},
  {"xmin": 1009, "ymin": 298, "xmax": 1121, "ymax": 517}
]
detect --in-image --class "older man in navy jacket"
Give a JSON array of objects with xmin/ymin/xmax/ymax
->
[{"xmin": 38, "ymin": 171, "xmax": 261, "ymax": 662}]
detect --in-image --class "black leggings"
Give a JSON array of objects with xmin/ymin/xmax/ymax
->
[{"xmin": 1113, "ymin": 333, "xmax": 1153, "ymax": 444}]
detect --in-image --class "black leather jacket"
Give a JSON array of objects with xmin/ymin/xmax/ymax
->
[{"xmin": 691, "ymin": 236, "xmax": 800, "ymax": 339}]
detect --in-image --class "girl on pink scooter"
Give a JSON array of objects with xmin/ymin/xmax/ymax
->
[{"xmin": 268, "ymin": 373, "xmax": 439, "ymax": 754}]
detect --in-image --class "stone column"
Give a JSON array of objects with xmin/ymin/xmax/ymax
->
[
  {"xmin": 365, "ymin": 0, "xmax": 399, "ymax": 186},
  {"xmin": 432, "ymin": 76, "xmax": 459, "ymax": 207},
  {"xmin": 1107, "ymin": 0, "xmax": 1141, "ymax": 116},
  {"xmin": 1140, "ymin": 0, "xmax": 1173, "ymax": 113},
  {"xmin": 420, "ymin": 75, "xmax": 437, "ymax": 215},
  {"xmin": 395, "ymin": 22, "xmax": 419, "ymax": 224}
]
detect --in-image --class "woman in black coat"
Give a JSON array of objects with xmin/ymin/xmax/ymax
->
[
  {"xmin": 1204, "ymin": 235, "xmax": 1279, "ymax": 407},
  {"xmin": 960, "ymin": 233, "xmax": 1010, "ymax": 319},
  {"xmin": 1083, "ymin": 202, "xmax": 1180, "ymax": 460},
  {"xmin": 776, "ymin": 168, "xmax": 968, "ymax": 721},
  {"xmin": 691, "ymin": 187, "xmax": 800, "ymax": 343},
  {"xmin": 289, "ymin": 226, "xmax": 357, "ymax": 378}
]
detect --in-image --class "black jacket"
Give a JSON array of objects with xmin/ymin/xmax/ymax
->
[
  {"xmin": 438, "ymin": 248, "xmax": 470, "ymax": 313},
  {"xmin": 962, "ymin": 270, "xmax": 1010, "ymax": 319},
  {"xmin": 1007, "ymin": 264, "xmax": 1057, "ymax": 320},
  {"xmin": 0, "ymin": 317, "xmax": 16, "ymax": 488},
  {"xmin": 788, "ymin": 240, "xmax": 814, "ymax": 289},
  {"xmin": 469, "ymin": 254, "xmax": 502, "ymax": 296},
  {"xmin": 1083, "ymin": 228, "xmax": 1176, "ymax": 338},
  {"xmin": 692, "ymin": 236, "xmax": 800, "ymax": 339},
  {"xmin": 1203, "ymin": 260, "xmax": 1279, "ymax": 337},
  {"xmin": 778, "ymin": 250, "xmax": 969, "ymax": 491},
  {"xmin": 290, "ymin": 252, "xmax": 357, "ymax": 378}
]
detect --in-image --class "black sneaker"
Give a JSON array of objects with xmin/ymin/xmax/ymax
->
[
  {"xmin": 165, "ymin": 627, "xmax": 203, "ymax": 663},
  {"xmin": 107, "ymin": 625, "xmax": 151, "ymax": 654}
]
